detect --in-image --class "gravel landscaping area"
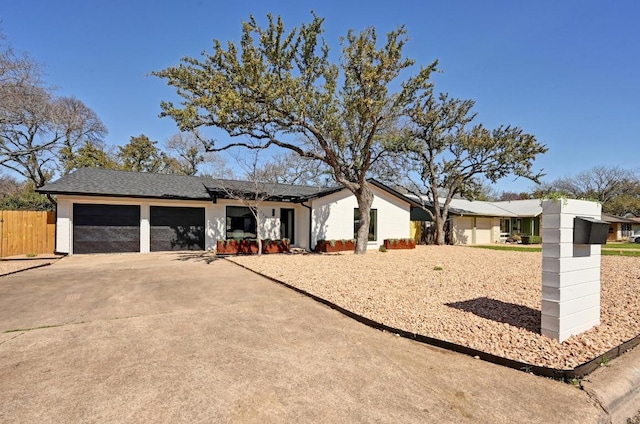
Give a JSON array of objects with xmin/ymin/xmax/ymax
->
[{"xmin": 229, "ymin": 246, "xmax": 640, "ymax": 369}]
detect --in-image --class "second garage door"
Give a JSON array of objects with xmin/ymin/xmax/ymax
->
[
  {"xmin": 475, "ymin": 217, "xmax": 493, "ymax": 244},
  {"xmin": 150, "ymin": 206, "xmax": 205, "ymax": 251}
]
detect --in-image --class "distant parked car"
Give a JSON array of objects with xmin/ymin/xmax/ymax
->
[{"xmin": 629, "ymin": 232, "xmax": 640, "ymax": 243}]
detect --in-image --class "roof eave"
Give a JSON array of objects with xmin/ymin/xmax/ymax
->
[{"xmin": 36, "ymin": 190, "xmax": 212, "ymax": 202}]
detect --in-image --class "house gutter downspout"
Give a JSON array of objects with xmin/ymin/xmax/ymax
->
[{"xmin": 301, "ymin": 201, "xmax": 313, "ymax": 251}]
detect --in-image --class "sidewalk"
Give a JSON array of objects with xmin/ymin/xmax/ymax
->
[{"xmin": 582, "ymin": 345, "xmax": 640, "ymax": 423}]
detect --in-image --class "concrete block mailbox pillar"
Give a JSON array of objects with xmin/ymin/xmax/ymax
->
[{"xmin": 541, "ymin": 199, "xmax": 605, "ymax": 342}]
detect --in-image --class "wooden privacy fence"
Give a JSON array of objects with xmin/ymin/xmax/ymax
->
[{"xmin": 0, "ymin": 210, "xmax": 56, "ymax": 257}]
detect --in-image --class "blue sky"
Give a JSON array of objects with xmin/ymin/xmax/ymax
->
[{"xmin": 2, "ymin": 0, "xmax": 638, "ymax": 193}]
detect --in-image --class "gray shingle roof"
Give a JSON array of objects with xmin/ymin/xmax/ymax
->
[
  {"xmin": 601, "ymin": 213, "xmax": 636, "ymax": 223},
  {"xmin": 407, "ymin": 195, "xmax": 543, "ymax": 218},
  {"xmin": 37, "ymin": 168, "xmax": 338, "ymax": 201},
  {"xmin": 205, "ymin": 178, "xmax": 340, "ymax": 201}
]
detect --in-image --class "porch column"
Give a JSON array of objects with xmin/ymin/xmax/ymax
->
[{"xmin": 140, "ymin": 203, "xmax": 150, "ymax": 253}]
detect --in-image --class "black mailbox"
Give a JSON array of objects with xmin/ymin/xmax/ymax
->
[{"xmin": 573, "ymin": 216, "xmax": 609, "ymax": 245}]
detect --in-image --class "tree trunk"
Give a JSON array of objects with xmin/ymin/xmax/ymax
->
[
  {"xmin": 430, "ymin": 182, "xmax": 448, "ymax": 245},
  {"xmin": 255, "ymin": 211, "xmax": 263, "ymax": 256},
  {"xmin": 354, "ymin": 183, "xmax": 374, "ymax": 254},
  {"xmin": 435, "ymin": 216, "xmax": 446, "ymax": 245}
]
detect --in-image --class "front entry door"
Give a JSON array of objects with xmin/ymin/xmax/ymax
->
[{"xmin": 280, "ymin": 208, "xmax": 294, "ymax": 243}]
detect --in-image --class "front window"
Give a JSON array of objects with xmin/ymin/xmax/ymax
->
[
  {"xmin": 514, "ymin": 218, "xmax": 522, "ymax": 234},
  {"xmin": 500, "ymin": 218, "xmax": 511, "ymax": 234},
  {"xmin": 354, "ymin": 208, "xmax": 377, "ymax": 241},
  {"xmin": 226, "ymin": 206, "xmax": 256, "ymax": 239}
]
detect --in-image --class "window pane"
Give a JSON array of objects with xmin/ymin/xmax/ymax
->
[
  {"xmin": 369, "ymin": 209, "xmax": 377, "ymax": 241},
  {"xmin": 226, "ymin": 206, "xmax": 256, "ymax": 239},
  {"xmin": 354, "ymin": 208, "xmax": 377, "ymax": 241}
]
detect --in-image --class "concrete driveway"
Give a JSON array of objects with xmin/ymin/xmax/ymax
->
[{"xmin": 0, "ymin": 253, "xmax": 603, "ymax": 423}]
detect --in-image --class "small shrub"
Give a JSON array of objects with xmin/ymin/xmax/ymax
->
[
  {"xmin": 379, "ymin": 245, "xmax": 387, "ymax": 252},
  {"xmin": 26, "ymin": 253, "xmax": 37, "ymax": 258},
  {"xmin": 433, "ymin": 264, "xmax": 444, "ymax": 271},
  {"xmin": 528, "ymin": 235, "xmax": 542, "ymax": 244},
  {"xmin": 568, "ymin": 377, "xmax": 582, "ymax": 388}
]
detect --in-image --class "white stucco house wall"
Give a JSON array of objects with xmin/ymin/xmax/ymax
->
[
  {"xmin": 308, "ymin": 182, "xmax": 414, "ymax": 250},
  {"xmin": 38, "ymin": 168, "xmax": 417, "ymax": 254}
]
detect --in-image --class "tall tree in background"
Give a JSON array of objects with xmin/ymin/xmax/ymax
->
[
  {"xmin": 606, "ymin": 186, "xmax": 640, "ymax": 216},
  {"xmin": 0, "ymin": 29, "xmax": 107, "ymax": 196},
  {"xmin": 398, "ymin": 92, "xmax": 546, "ymax": 245},
  {"xmin": 164, "ymin": 130, "xmax": 232, "ymax": 176},
  {"xmin": 164, "ymin": 131, "xmax": 204, "ymax": 175},
  {"xmin": 254, "ymin": 151, "xmax": 332, "ymax": 186},
  {"xmin": 535, "ymin": 165, "xmax": 640, "ymax": 215},
  {"xmin": 117, "ymin": 134, "xmax": 170, "ymax": 173},
  {"xmin": 154, "ymin": 13, "xmax": 437, "ymax": 253},
  {"xmin": 498, "ymin": 191, "xmax": 532, "ymax": 201},
  {"xmin": 59, "ymin": 140, "xmax": 117, "ymax": 174},
  {"xmin": 0, "ymin": 173, "xmax": 52, "ymax": 210}
]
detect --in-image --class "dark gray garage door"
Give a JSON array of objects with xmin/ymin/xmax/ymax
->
[
  {"xmin": 150, "ymin": 206, "xmax": 205, "ymax": 251},
  {"xmin": 73, "ymin": 204, "xmax": 141, "ymax": 254}
]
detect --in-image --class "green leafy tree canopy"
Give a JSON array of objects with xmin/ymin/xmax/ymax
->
[
  {"xmin": 398, "ymin": 91, "xmax": 547, "ymax": 245},
  {"xmin": 60, "ymin": 140, "xmax": 117, "ymax": 174},
  {"xmin": 154, "ymin": 13, "xmax": 437, "ymax": 253},
  {"xmin": 117, "ymin": 134, "xmax": 170, "ymax": 173}
]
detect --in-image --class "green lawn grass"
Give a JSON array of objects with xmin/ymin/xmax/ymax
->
[
  {"xmin": 466, "ymin": 244, "xmax": 640, "ymax": 257},
  {"xmin": 602, "ymin": 243, "xmax": 640, "ymax": 249},
  {"xmin": 467, "ymin": 245, "xmax": 541, "ymax": 252},
  {"xmin": 602, "ymin": 248, "xmax": 640, "ymax": 257}
]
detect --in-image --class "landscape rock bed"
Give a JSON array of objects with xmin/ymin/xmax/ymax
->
[{"xmin": 229, "ymin": 246, "xmax": 640, "ymax": 369}]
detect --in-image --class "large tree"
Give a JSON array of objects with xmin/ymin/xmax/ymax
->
[
  {"xmin": 164, "ymin": 130, "xmax": 232, "ymax": 176},
  {"xmin": 154, "ymin": 13, "xmax": 437, "ymax": 253},
  {"xmin": 59, "ymin": 140, "xmax": 117, "ymax": 174},
  {"xmin": 534, "ymin": 165, "xmax": 640, "ymax": 215},
  {"xmin": 0, "ymin": 174, "xmax": 52, "ymax": 210},
  {"xmin": 399, "ymin": 92, "xmax": 547, "ymax": 245},
  {"xmin": 164, "ymin": 131, "xmax": 204, "ymax": 175},
  {"xmin": 0, "ymin": 30, "xmax": 107, "ymax": 191},
  {"xmin": 0, "ymin": 93, "xmax": 107, "ymax": 189},
  {"xmin": 254, "ymin": 151, "xmax": 332, "ymax": 186},
  {"xmin": 117, "ymin": 134, "xmax": 171, "ymax": 173}
]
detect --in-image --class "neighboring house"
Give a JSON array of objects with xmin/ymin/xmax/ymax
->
[
  {"xmin": 601, "ymin": 213, "xmax": 636, "ymax": 241},
  {"xmin": 412, "ymin": 197, "xmax": 640, "ymax": 245},
  {"xmin": 37, "ymin": 168, "xmax": 418, "ymax": 255},
  {"xmin": 411, "ymin": 198, "xmax": 542, "ymax": 245},
  {"xmin": 630, "ymin": 217, "xmax": 640, "ymax": 234}
]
